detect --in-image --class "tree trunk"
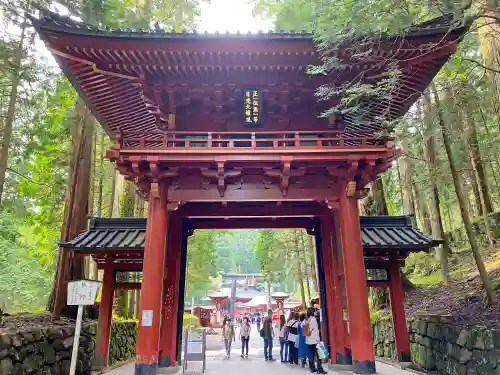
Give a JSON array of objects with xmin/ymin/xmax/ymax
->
[
  {"xmin": 307, "ymin": 235, "xmax": 319, "ymax": 293},
  {"xmin": 363, "ymin": 179, "xmax": 391, "ymax": 309},
  {"xmin": 412, "ymin": 180, "xmax": 432, "ymax": 234},
  {"xmin": 50, "ymin": 99, "xmax": 95, "ymax": 317},
  {"xmin": 462, "ymin": 111, "xmax": 496, "ymax": 246},
  {"xmin": 293, "ymin": 231, "xmax": 306, "ymax": 308},
  {"xmin": 477, "ymin": 9, "xmax": 500, "ymax": 132},
  {"xmin": 97, "ymin": 130, "xmax": 105, "ymax": 217},
  {"xmin": 478, "ymin": 107, "xmax": 500, "ymax": 199},
  {"xmin": 399, "ymin": 139, "xmax": 415, "ymax": 215},
  {"xmin": 363, "ymin": 179, "xmax": 389, "ymax": 216},
  {"xmin": 107, "ymin": 170, "xmax": 117, "ymax": 217},
  {"xmin": 422, "ymin": 91, "xmax": 452, "ymax": 281},
  {"xmin": 0, "ymin": 19, "xmax": 26, "ymax": 202},
  {"xmin": 118, "ymin": 181, "xmax": 136, "ymax": 317},
  {"xmin": 299, "ymin": 232, "xmax": 312, "ymax": 302},
  {"xmin": 432, "ymin": 83, "xmax": 496, "ymax": 304}
]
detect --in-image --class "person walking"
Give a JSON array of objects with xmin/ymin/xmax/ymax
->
[
  {"xmin": 240, "ymin": 316, "xmax": 251, "ymax": 358},
  {"xmin": 261, "ymin": 309, "xmax": 276, "ymax": 361},
  {"xmin": 222, "ymin": 318, "xmax": 235, "ymax": 359},
  {"xmin": 278, "ymin": 314, "xmax": 289, "ymax": 363},
  {"xmin": 303, "ymin": 307, "xmax": 326, "ymax": 373},
  {"xmin": 286, "ymin": 312, "xmax": 299, "ymax": 364}
]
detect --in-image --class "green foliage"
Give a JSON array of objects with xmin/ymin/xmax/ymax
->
[
  {"xmin": 216, "ymin": 230, "xmax": 260, "ymax": 274},
  {"xmin": 187, "ymin": 230, "xmax": 219, "ymax": 297},
  {"xmin": 183, "ymin": 312, "xmax": 200, "ymax": 329},
  {"xmin": 0, "ymin": 211, "xmax": 53, "ymax": 312},
  {"xmin": 255, "ymin": 230, "xmax": 288, "ymax": 283},
  {"xmin": 255, "ymin": 229, "xmax": 316, "ymax": 301},
  {"xmin": 0, "ymin": 0, "xmax": 206, "ymax": 313}
]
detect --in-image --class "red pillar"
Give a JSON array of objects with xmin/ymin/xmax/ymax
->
[
  {"xmin": 388, "ymin": 258, "xmax": 411, "ymax": 362},
  {"xmin": 135, "ymin": 183, "xmax": 169, "ymax": 375},
  {"xmin": 321, "ymin": 215, "xmax": 348, "ymax": 365},
  {"xmin": 94, "ymin": 257, "xmax": 114, "ymax": 368},
  {"xmin": 158, "ymin": 215, "xmax": 182, "ymax": 371},
  {"xmin": 339, "ymin": 189, "xmax": 376, "ymax": 374}
]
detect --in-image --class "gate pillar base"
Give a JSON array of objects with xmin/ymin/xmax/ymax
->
[
  {"xmin": 352, "ymin": 360, "xmax": 376, "ymax": 374},
  {"xmin": 135, "ymin": 363, "xmax": 158, "ymax": 375},
  {"xmin": 328, "ymin": 363, "xmax": 352, "ymax": 371}
]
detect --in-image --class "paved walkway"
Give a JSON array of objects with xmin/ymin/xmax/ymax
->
[{"xmin": 107, "ymin": 326, "xmax": 419, "ymax": 375}]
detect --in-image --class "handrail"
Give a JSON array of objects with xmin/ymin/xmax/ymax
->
[{"xmin": 116, "ymin": 130, "xmax": 391, "ymax": 149}]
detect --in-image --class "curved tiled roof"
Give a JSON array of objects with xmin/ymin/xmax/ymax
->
[
  {"xmin": 63, "ymin": 215, "xmax": 440, "ymax": 252},
  {"xmin": 30, "ymin": 10, "xmax": 472, "ymax": 136}
]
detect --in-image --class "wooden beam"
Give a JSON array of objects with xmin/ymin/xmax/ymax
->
[
  {"xmin": 189, "ymin": 218, "xmax": 315, "ymax": 230},
  {"xmin": 168, "ymin": 186, "xmax": 339, "ymax": 202},
  {"xmin": 367, "ymin": 281, "xmax": 390, "ymax": 288},
  {"xmin": 175, "ymin": 202, "xmax": 331, "ymax": 218}
]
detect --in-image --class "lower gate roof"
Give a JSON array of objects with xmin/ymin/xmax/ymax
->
[{"xmin": 62, "ymin": 215, "xmax": 440, "ymax": 267}]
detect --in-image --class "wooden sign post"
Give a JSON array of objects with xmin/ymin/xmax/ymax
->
[{"xmin": 67, "ymin": 280, "xmax": 101, "ymax": 375}]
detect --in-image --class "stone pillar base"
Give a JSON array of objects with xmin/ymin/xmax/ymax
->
[
  {"xmin": 328, "ymin": 363, "xmax": 352, "ymax": 371},
  {"xmin": 158, "ymin": 365, "xmax": 179, "ymax": 374}
]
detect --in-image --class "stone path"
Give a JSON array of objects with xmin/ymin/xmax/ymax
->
[{"xmin": 106, "ymin": 326, "xmax": 420, "ymax": 375}]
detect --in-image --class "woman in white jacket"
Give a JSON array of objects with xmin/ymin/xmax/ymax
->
[
  {"xmin": 303, "ymin": 307, "xmax": 327, "ymax": 373},
  {"xmin": 286, "ymin": 312, "xmax": 300, "ymax": 364}
]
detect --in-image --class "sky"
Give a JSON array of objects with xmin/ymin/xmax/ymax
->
[{"xmin": 198, "ymin": 0, "xmax": 272, "ymax": 32}]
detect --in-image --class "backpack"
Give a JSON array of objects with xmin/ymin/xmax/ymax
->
[{"xmin": 302, "ymin": 319, "xmax": 311, "ymax": 337}]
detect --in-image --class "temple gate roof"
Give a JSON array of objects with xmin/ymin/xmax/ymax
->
[{"xmin": 30, "ymin": 11, "xmax": 472, "ymax": 135}]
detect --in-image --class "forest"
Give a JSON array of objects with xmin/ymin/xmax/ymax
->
[{"xmin": 0, "ymin": 0, "xmax": 499, "ymax": 327}]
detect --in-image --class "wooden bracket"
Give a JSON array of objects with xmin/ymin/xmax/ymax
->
[
  {"xmin": 200, "ymin": 164, "xmax": 242, "ymax": 198},
  {"xmin": 217, "ymin": 162, "xmax": 225, "ymax": 198},
  {"xmin": 263, "ymin": 163, "xmax": 305, "ymax": 197},
  {"xmin": 281, "ymin": 161, "xmax": 291, "ymax": 197}
]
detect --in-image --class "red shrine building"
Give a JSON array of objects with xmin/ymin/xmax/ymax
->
[{"xmin": 32, "ymin": 10, "xmax": 469, "ymax": 375}]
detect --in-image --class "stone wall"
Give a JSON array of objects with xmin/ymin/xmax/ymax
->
[
  {"xmin": 372, "ymin": 318, "xmax": 500, "ymax": 375},
  {"xmin": 0, "ymin": 320, "xmax": 137, "ymax": 375}
]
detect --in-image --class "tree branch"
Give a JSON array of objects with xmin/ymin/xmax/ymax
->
[{"xmin": 462, "ymin": 58, "xmax": 500, "ymax": 74}]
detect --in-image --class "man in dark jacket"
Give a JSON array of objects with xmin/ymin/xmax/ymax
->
[{"xmin": 262, "ymin": 309, "xmax": 276, "ymax": 361}]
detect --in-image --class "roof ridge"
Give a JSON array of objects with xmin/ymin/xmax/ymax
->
[
  {"xmin": 31, "ymin": 9, "xmax": 472, "ymax": 39},
  {"xmin": 30, "ymin": 7, "xmax": 313, "ymax": 37}
]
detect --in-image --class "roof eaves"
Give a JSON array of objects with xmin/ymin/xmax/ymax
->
[{"xmin": 30, "ymin": 10, "xmax": 313, "ymax": 41}]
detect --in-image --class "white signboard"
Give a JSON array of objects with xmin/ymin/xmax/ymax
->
[
  {"xmin": 67, "ymin": 279, "xmax": 101, "ymax": 375},
  {"xmin": 187, "ymin": 341, "xmax": 202, "ymax": 354},
  {"xmin": 142, "ymin": 310, "xmax": 153, "ymax": 327},
  {"xmin": 67, "ymin": 280, "xmax": 101, "ymax": 306}
]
